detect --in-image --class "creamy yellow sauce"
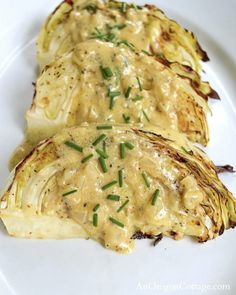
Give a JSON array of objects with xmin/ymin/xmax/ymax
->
[
  {"xmin": 33, "ymin": 41, "xmax": 206, "ymax": 149},
  {"xmin": 38, "ymin": 0, "xmax": 202, "ymax": 73},
  {"xmin": 10, "ymin": 40, "xmax": 208, "ymax": 169},
  {"xmin": 3, "ymin": 126, "xmax": 210, "ymax": 253}
]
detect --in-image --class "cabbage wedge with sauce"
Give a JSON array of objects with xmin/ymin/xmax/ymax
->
[
  {"xmin": 1, "ymin": 125, "xmax": 236, "ymax": 253},
  {"xmin": 10, "ymin": 40, "xmax": 211, "ymax": 169},
  {"xmin": 37, "ymin": 0, "xmax": 218, "ymax": 100}
]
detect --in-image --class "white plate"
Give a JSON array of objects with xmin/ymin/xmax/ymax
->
[{"xmin": 0, "ymin": 1, "xmax": 236, "ymax": 294}]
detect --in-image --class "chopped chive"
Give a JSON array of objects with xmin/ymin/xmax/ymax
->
[
  {"xmin": 96, "ymin": 148, "xmax": 108, "ymax": 159},
  {"xmin": 109, "ymin": 217, "xmax": 124, "ymax": 228},
  {"xmin": 106, "ymin": 33, "xmax": 116, "ymax": 42},
  {"xmin": 108, "ymin": 88, "xmax": 121, "ymax": 98},
  {"xmin": 142, "ymin": 172, "xmax": 150, "ymax": 188},
  {"xmin": 181, "ymin": 146, "xmax": 191, "ymax": 154},
  {"xmin": 84, "ymin": 4, "xmax": 97, "ymax": 13},
  {"xmin": 142, "ymin": 109, "xmax": 150, "ymax": 122},
  {"xmin": 118, "ymin": 169, "xmax": 123, "ymax": 187},
  {"xmin": 125, "ymin": 142, "xmax": 134, "ymax": 150},
  {"xmin": 62, "ymin": 189, "xmax": 77, "ymax": 197},
  {"xmin": 102, "ymin": 180, "xmax": 118, "ymax": 191},
  {"xmin": 151, "ymin": 189, "xmax": 160, "ymax": 206},
  {"xmin": 130, "ymin": 4, "xmax": 142, "ymax": 10},
  {"xmin": 92, "ymin": 134, "xmax": 106, "ymax": 146},
  {"xmin": 90, "ymin": 28, "xmax": 113, "ymax": 42},
  {"xmin": 122, "ymin": 114, "xmax": 130, "ymax": 123},
  {"xmin": 121, "ymin": 2, "xmax": 127, "ymax": 13},
  {"xmin": 109, "ymin": 96, "xmax": 115, "ymax": 110},
  {"xmin": 141, "ymin": 49, "xmax": 150, "ymax": 55},
  {"xmin": 81, "ymin": 154, "xmax": 93, "ymax": 163},
  {"xmin": 96, "ymin": 125, "xmax": 113, "ymax": 130},
  {"xmin": 98, "ymin": 157, "xmax": 107, "ymax": 173},
  {"xmin": 107, "ymin": 194, "xmax": 120, "ymax": 201},
  {"xmin": 109, "ymin": 91, "xmax": 121, "ymax": 98},
  {"xmin": 64, "ymin": 140, "xmax": 83, "ymax": 153},
  {"xmin": 93, "ymin": 203, "xmax": 100, "ymax": 212},
  {"xmin": 132, "ymin": 95, "xmax": 143, "ymax": 101},
  {"xmin": 125, "ymin": 86, "xmax": 132, "ymax": 98},
  {"xmin": 117, "ymin": 40, "xmax": 135, "ymax": 50},
  {"xmin": 117, "ymin": 199, "xmax": 129, "ymax": 212},
  {"xmin": 116, "ymin": 24, "xmax": 126, "ymax": 30},
  {"xmin": 100, "ymin": 65, "xmax": 113, "ymax": 79},
  {"xmin": 120, "ymin": 143, "xmax": 126, "ymax": 159},
  {"xmin": 131, "ymin": 3, "xmax": 138, "ymax": 10},
  {"xmin": 136, "ymin": 77, "xmax": 142, "ymax": 91},
  {"xmin": 93, "ymin": 213, "xmax": 98, "ymax": 226},
  {"xmin": 90, "ymin": 28, "xmax": 103, "ymax": 40},
  {"xmin": 102, "ymin": 140, "xmax": 106, "ymax": 153}
]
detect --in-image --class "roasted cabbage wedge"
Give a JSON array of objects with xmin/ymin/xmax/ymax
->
[
  {"xmin": 37, "ymin": 0, "xmax": 218, "ymax": 100},
  {"xmin": 10, "ymin": 39, "xmax": 211, "ymax": 169},
  {"xmin": 1, "ymin": 125, "xmax": 236, "ymax": 253}
]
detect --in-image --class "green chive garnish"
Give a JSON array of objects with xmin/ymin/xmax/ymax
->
[
  {"xmin": 100, "ymin": 66, "xmax": 113, "ymax": 79},
  {"xmin": 117, "ymin": 200, "xmax": 129, "ymax": 212},
  {"xmin": 64, "ymin": 140, "xmax": 83, "ymax": 153},
  {"xmin": 121, "ymin": 2, "xmax": 127, "ymax": 13},
  {"xmin": 62, "ymin": 189, "xmax": 77, "ymax": 197},
  {"xmin": 141, "ymin": 49, "xmax": 150, "ymax": 55},
  {"xmin": 131, "ymin": 3, "xmax": 138, "ymax": 10},
  {"xmin": 90, "ymin": 28, "xmax": 104, "ymax": 40},
  {"xmin": 125, "ymin": 86, "xmax": 132, "ymax": 98},
  {"xmin": 120, "ymin": 143, "xmax": 126, "ymax": 159},
  {"xmin": 98, "ymin": 157, "xmax": 107, "ymax": 173},
  {"xmin": 142, "ymin": 109, "xmax": 150, "ymax": 122},
  {"xmin": 93, "ymin": 213, "xmax": 98, "ymax": 226},
  {"xmin": 109, "ymin": 96, "xmax": 115, "ymax": 110},
  {"xmin": 96, "ymin": 149, "xmax": 108, "ymax": 159},
  {"xmin": 181, "ymin": 146, "xmax": 191, "ymax": 154},
  {"xmin": 117, "ymin": 40, "xmax": 135, "ymax": 50},
  {"xmin": 118, "ymin": 169, "xmax": 123, "ymax": 187},
  {"xmin": 107, "ymin": 87, "xmax": 120, "ymax": 109},
  {"xmin": 136, "ymin": 77, "xmax": 142, "ymax": 91},
  {"xmin": 81, "ymin": 154, "xmax": 93, "ymax": 163},
  {"xmin": 132, "ymin": 95, "xmax": 143, "ymax": 101},
  {"xmin": 102, "ymin": 180, "xmax": 118, "ymax": 191},
  {"xmin": 84, "ymin": 4, "xmax": 97, "ymax": 13},
  {"xmin": 113, "ymin": 23, "xmax": 126, "ymax": 30},
  {"xmin": 151, "ymin": 189, "xmax": 160, "ymax": 206},
  {"xmin": 102, "ymin": 140, "xmax": 106, "ymax": 153},
  {"xmin": 142, "ymin": 172, "xmax": 150, "ymax": 188},
  {"xmin": 106, "ymin": 33, "xmax": 116, "ymax": 42},
  {"xmin": 93, "ymin": 204, "xmax": 100, "ymax": 212},
  {"xmin": 108, "ymin": 88, "xmax": 121, "ymax": 98},
  {"xmin": 93, "ymin": 134, "xmax": 106, "ymax": 146},
  {"xmin": 107, "ymin": 194, "xmax": 120, "ymax": 201},
  {"xmin": 109, "ymin": 217, "xmax": 124, "ymax": 228},
  {"xmin": 96, "ymin": 125, "xmax": 113, "ymax": 130},
  {"xmin": 125, "ymin": 142, "xmax": 134, "ymax": 150},
  {"xmin": 122, "ymin": 114, "xmax": 130, "ymax": 123}
]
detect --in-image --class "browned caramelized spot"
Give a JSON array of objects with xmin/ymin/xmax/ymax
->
[
  {"xmin": 208, "ymin": 88, "xmax": 220, "ymax": 100},
  {"xmin": 65, "ymin": 0, "xmax": 73, "ymax": 5},
  {"xmin": 194, "ymin": 34, "xmax": 210, "ymax": 62},
  {"xmin": 162, "ymin": 31, "xmax": 171, "ymax": 41},
  {"xmin": 216, "ymin": 165, "xmax": 235, "ymax": 174},
  {"xmin": 219, "ymin": 224, "xmax": 225, "ymax": 236},
  {"xmin": 131, "ymin": 231, "xmax": 163, "ymax": 246}
]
